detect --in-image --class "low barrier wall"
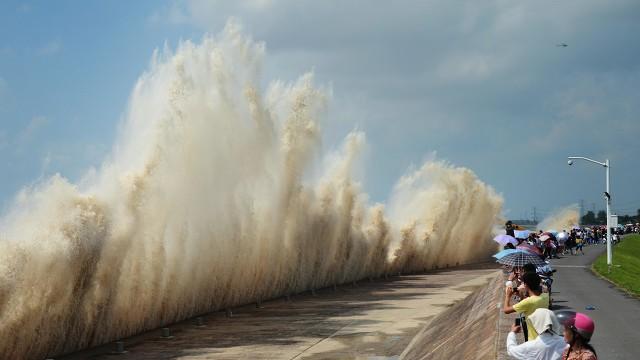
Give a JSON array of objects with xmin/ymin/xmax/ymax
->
[{"xmin": 400, "ymin": 271, "xmax": 504, "ymax": 360}]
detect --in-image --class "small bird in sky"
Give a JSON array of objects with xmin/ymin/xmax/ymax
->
[{"xmin": 556, "ymin": 43, "xmax": 568, "ymax": 47}]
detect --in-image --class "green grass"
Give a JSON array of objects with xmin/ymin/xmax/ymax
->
[{"xmin": 593, "ymin": 234, "xmax": 640, "ymax": 296}]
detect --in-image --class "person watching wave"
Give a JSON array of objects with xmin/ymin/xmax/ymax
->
[
  {"xmin": 504, "ymin": 272, "xmax": 550, "ymax": 341},
  {"xmin": 507, "ymin": 308, "xmax": 566, "ymax": 359},
  {"xmin": 506, "ymin": 220, "xmax": 516, "ymax": 237},
  {"xmin": 560, "ymin": 312, "xmax": 597, "ymax": 360}
]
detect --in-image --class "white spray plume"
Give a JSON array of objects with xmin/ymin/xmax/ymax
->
[
  {"xmin": 0, "ymin": 21, "xmax": 503, "ymax": 359},
  {"xmin": 537, "ymin": 204, "xmax": 580, "ymax": 231}
]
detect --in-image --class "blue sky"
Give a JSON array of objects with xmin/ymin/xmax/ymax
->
[
  {"xmin": 0, "ymin": 0, "xmax": 190, "ymax": 206},
  {"xmin": 1, "ymin": 0, "xmax": 640, "ymax": 220}
]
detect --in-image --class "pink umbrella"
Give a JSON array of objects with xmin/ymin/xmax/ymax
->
[
  {"xmin": 493, "ymin": 234, "xmax": 518, "ymax": 246},
  {"xmin": 517, "ymin": 242, "xmax": 542, "ymax": 255}
]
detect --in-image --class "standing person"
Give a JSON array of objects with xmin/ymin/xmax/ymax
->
[
  {"xmin": 566, "ymin": 232, "xmax": 576, "ymax": 255},
  {"xmin": 504, "ymin": 272, "xmax": 550, "ymax": 341},
  {"xmin": 543, "ymin": 236, "xmax": 554, "ymax": 259},
  {"xmin": 506, "ymin": 220, "xmax": 515, "ymax": 237},
  {"xmin": 575, "ymin": 235, "xmax": 584, "ymax": 255},
  {"xmin": 584, "ymin": 229, "xmax": 593, "ymax": 245},
  {"xmin": 561, "ymin": 313, "xmax": 597, "ymax": 359},
  {"xmin": 558, "ymin": 231, "xmax": 568, "ymax": 255},
  {"xmin": 506, "ymin": 308, "xmax": 566, "ymax": 360}
]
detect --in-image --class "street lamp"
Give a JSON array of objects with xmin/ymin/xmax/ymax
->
[{"xmin": 567, "ymin": 156, "xmax": 612, "ymax": 268}]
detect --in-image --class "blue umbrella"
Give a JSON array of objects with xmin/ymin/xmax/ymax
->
[{"xmin": 493, "ymin": 248, "xmax": 528, "ymax": 259}]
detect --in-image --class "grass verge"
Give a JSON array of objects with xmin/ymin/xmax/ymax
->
[{"xmin": 592, "ymin": 234, "xmax": 640, "ymax": 296}]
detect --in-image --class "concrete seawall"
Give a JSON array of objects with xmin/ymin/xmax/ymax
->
[
  {"xmin": 401, "ymin": 271, "xmax": 504, "ymax": 360},
  {"xmin": 60, "ymin": 267, "xmax": 502, "ymax": 359}
]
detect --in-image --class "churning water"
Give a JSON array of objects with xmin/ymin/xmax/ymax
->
[{"xmin": 0, "ymin": 22, "xmax": 502, "ymax": 359}]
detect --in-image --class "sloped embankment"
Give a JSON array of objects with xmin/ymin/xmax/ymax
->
[{"xmin": 400, "ymin": 271, "xmax": 502, "ymax": 360}]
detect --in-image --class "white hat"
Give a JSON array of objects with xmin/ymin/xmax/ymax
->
[{"xmin": 529, "ymin": 308, "xmax": 562, "ymax": 335}]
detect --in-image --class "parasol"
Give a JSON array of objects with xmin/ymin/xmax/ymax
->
[
  {"xmin": 497, "ymin": 252, "xmax": 546, "ymax": 267},
  {"xmin": 493, "ymin": 234, "xmax": 518, "ymax": 246}
]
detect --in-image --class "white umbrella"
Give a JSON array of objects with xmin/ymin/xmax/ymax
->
[{"xmin": 493, "ymin": 234, "xmax": 518, "ymax": 246}]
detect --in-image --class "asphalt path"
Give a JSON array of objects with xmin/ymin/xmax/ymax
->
[{"xmin": 549, "ymin": 239, "xmax": 640, "ymax": 359}]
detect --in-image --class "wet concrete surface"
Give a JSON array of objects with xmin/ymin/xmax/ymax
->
[{"xmin": 59, "ymin": 265, "xmax": 500, "ymax": 360}]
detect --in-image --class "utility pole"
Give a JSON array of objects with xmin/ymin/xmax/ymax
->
[{"xmin": 567, "ymin": 156, "xmax": 612, "ymax": 269}]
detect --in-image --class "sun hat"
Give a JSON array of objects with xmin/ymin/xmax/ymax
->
[{"xmin": 529, "ymin": 308, "xmax": 562, "ymax": 335}]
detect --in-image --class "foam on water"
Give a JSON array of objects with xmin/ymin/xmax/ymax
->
[{"xmin": 0, "ymin": 22, "xmax": 503, "ymax": 359}]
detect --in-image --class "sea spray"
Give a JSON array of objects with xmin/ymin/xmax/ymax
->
[
  {"xmin": 0, "ymin": 22, "xmax": 503, "ymax": 359},
  {"xmin": 537, "ymin": 205, "xmax": 580, "ymax": 231}
]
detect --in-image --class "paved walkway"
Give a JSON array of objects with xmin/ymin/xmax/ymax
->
[
  {"xmin": 549, "ymin": 240, "xmax": 640, "ymax": 359},
  {"xmin": 59, "ymin": 266, "xmax": 499, "ymax": 360}
]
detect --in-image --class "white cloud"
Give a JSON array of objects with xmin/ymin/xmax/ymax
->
[
  {"xmin": 40, "ymin": 151, "xmax": 52, "ymax": 174},
  {"xmin": 153, "ymin": 0, "xmax": 274, "ymax": 25},
  {"xmin": 16, "ymin": 3, "xmax": 31, "ymax": 13},
  {"xmin": 436, "ymin": 53, "xmax": 506, "ymax": 81},
  {"xmin": 102, "ymin": 0, "xmax": 640, "ymax": 216},
  {"xmin": 528, "ymin": 70, "xmax": 640, "ymax": 154},
  {"xmin": 16, "ymin": 116, "xmax": 48, "ymax": 146},
  {"xmin": 243, "ymin": 0, "xmax": 273, "ymax": 11},
  {"xmin": 148, "ymin": 0, "xmax": 190, "ymax": 25},
  {"xmin": 37, "ymin": 40, "xmax": 61, "ymax": 56}
]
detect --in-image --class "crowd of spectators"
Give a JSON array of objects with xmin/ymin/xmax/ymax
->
[
  {"xmin": 499, "ymin": 222, "xmax": 613, "ymax": 360},
  {"xmin": 503, "ymin": 223, "xmax": 639, "ymax": 260}
]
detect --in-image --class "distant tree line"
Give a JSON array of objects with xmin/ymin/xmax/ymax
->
[{"xmin": 581, "ymin": 209, "xmax": 640, "ymax": 225}]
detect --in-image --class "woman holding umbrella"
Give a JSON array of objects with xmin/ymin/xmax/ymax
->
[{"xmin": 539, "ymin": 232, "xmax": 556, "ymax": 259}]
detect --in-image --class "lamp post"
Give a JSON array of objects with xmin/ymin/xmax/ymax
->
[{"xmin": 567, "ymin": 156, "xmax": 611, "ymax": 268}]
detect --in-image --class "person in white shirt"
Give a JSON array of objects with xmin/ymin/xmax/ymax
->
[{"xmin": 507, "ymin": 308, "xmax": 567, "ymax": 360}]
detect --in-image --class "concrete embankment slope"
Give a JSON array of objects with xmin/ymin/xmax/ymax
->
[
  {"xmin": 60, "ymin": 267, "xmax": 501, "ymax": 359},
  {"xmin": 401, "ymin": 271, "xmax": 503, "ymax": 360}
]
